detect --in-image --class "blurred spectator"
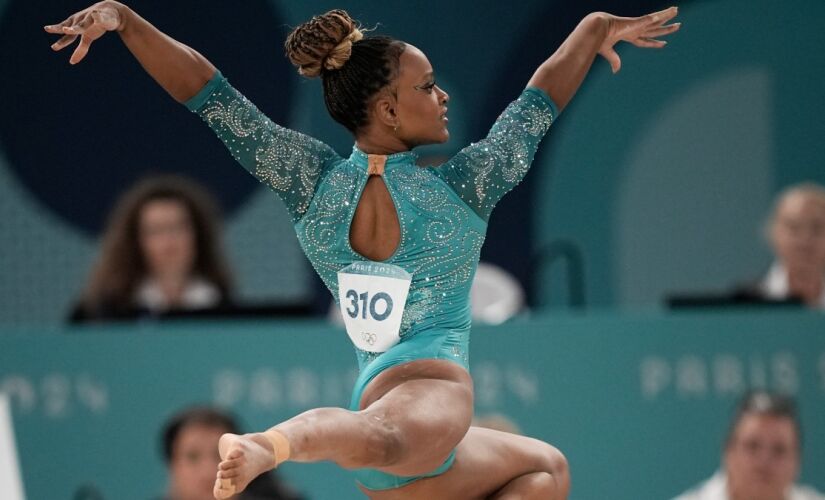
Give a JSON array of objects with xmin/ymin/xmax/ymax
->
[
  {"xmin": 673, "ymin": 390, "xmax": 824, "ymax": 500},
  {"xmin": 470, "ymin": 262, "xmax": 526, "ymax": 324},
  {"xmin": 158, "ymin": 406, "xmax": 303, "ymax": 500},
  {"xmin": 669, "ymin": 183, "xmax": 825, "ymax": 310},
  {"xmin": 69, "ymin": 175, "xmax": 233, "ymax": 322},
  {"xmin": 753, "ymin": 183, "xmax": 825, "ymax": 309}
]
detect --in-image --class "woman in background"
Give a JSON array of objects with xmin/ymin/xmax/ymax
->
[
  {"xmin": 159, "ymin": 406, "xmax": 303, "ymax": 500},
  {"xmin": 71, "ymin": 175, "xmax": 233, "ymax": 322}
]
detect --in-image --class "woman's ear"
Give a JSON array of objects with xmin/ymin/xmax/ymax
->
[{"xmin": 372, "ymin": 91, "xmax": 398, "ymax": 129}]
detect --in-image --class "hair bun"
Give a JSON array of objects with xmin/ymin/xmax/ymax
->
[{"xmin": 285, "ymin": 10, "xmax": 363, "ymax": 78}]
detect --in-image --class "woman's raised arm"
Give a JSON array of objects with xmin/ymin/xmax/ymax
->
[
  {"xmin": 45, "ymin": 1, "xmax": 215, "ymax": 102},
  {"xmin": 46, "ymin": 2, "xmax": 343, "ymax": 223},
  {"xmin": 527, "ymin": 7, "xmax": 680, "ymax": 113}
]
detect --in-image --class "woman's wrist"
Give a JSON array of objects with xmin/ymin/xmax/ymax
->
[
  {"xmin": 100, "ymin": 1, "xmax": 129, "ymax": 32},
  {"xmin": 581, "ymin": 12, "xmax": 610, "ymax": 41}
]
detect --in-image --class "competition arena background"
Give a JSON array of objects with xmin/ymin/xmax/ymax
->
[{"xmin": 1, "ymin": 0, "xmax": 823, "ymax": 498}]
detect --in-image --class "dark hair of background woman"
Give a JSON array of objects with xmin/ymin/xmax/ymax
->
[{"xmin": 74, "ymin": 175, "xmax": 233, "ymax": 320}]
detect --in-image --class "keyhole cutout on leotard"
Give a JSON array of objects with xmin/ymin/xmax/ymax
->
[{"xmin": 349, "ymin": 169, "xmax": 401, "ymax": 262}]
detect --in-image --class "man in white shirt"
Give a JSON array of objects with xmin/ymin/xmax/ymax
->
[{"xmin": 761, "ymin": 183, "xmax": 825, "ymax": 309}]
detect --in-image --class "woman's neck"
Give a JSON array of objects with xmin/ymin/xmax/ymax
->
[{"xmin": 355, "ymin": 131, "xmax": 411, "ymax": 156}]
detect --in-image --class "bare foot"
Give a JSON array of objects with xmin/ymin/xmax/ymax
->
[{"xmin": 213, "ymin": 432, "xmax": 278, "ymax": 499}]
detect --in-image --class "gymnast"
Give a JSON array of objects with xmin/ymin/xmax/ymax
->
[{"xmin": 45, "ymin": 4, "xmax": 679, "ymax": 498}]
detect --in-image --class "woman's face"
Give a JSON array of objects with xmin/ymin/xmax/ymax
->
[
  {"xmin": 393, "ymin": 44, "xmax": 450, "ymax": 147},
  {"xmin": 138, "ymin": 198, "xmax": 196, "ymax": 280},
  {"xmin": 770, "ymin": 192, "xmax": 825, "ymax": 274}
]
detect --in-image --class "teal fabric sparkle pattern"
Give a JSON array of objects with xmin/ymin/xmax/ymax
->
[{"xmin": 186, "ymin": 70, "xmax": 556, "ymax": 489}]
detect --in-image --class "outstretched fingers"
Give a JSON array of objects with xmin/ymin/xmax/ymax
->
[
  {"xmin": 631, "ymin": 8, "xmax": 680, "ymax": 50},
  {"xmin": 44, "ymin": 23, "xmax": 68, "ymax": 35},
  {"xmin": 644, "ymin": 22, "xmax": 681, "ymax": 38},
  {"xmin": 44, "ymin": 13, "xmax": 90, "ymax": 59},
  {"xmin": 61, "ymin": 12, "xmax": 95, "ymax": 36},
  {"xmin": 67, "ymin": 13, "xmax": 109, "ymax": 64},
  {"xmin": 647, "ymin": 6, "xmax": 679, "ymax": 26},
  {"xmin": 632, "ymin": 22, "xmax": 680, "ymax": 49},
  {"xmin": 631, "ymin": 37, "xmax": 668, "ymax": 49},
  {"xmin": 43, "ymin": 13, "xmax": 77, "ymax": 34},
  {"xmin": 70, "ymin": 34, "xmax": 94, "ymax": 65},
  {"xmin": 45, "ymin": 22, "xmax": 78, "ymax": 52},
  {"xmin": 50, "ymin": 34, "xmax": 78, "ymax": 51},
  {"xmin": 46, "ymin": 8, "xmax": 119, "ymax": 64}
]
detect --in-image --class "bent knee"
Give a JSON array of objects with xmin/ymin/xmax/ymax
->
[
  {"xmin": 528, "ymin": 472, "xmax": 557, "ymax": 497},
  {"xmin": 536, "ymin": 443, "xmax": 570, "ymax": 492}
]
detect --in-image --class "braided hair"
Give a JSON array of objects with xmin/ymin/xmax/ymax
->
[{"xmin": 285, "ymin": 10, "xmax": 406, "ymax": 134}]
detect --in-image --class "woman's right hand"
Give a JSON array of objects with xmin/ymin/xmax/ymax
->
[
  {"xmin": 597, "ymin": 7, "xmax": 680, "ymax": 74},
  {"xmin": 44, "ymin": 1, "xmax": 123, "ymax": 65}
]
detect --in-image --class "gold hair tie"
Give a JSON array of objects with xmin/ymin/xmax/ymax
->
[
  {"xmin": 323, "ymin": 28, "xmax": 364, "ymax": 71},
  {"xmin": 349, "ymin": 28, "xmax": 364, "ymax": 43}
]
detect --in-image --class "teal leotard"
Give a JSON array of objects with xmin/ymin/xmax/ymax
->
[{"xmin": 186, "ymin": 71, "xmax": 557, "ymax": 490}]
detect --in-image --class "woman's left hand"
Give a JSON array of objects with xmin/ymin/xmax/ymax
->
[{"xmin": 598, "ymin": 6, "xmax": 680, "ymax": 74}]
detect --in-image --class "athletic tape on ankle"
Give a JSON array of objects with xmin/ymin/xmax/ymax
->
[{"xmin": 263, "ymin": 429, "xmax": 291, "ymax": 465}]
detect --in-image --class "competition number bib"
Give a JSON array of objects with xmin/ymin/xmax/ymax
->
[{"xmin": 337, "ymin": 262, "xmax": 412, "ymax": 353}]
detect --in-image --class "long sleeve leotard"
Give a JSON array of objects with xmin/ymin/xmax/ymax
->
[{"xmin": 185, "ymin": 71, "xmax": 556, "ymax": 398}]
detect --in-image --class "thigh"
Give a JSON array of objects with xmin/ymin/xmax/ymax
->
[
  {"xmin": 359, "ymin": 359, "xmax": 474, "ymax": 477},
  {"xmin": 363, "ymin": 426, "xmax": 567, "ymax": 500}
]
